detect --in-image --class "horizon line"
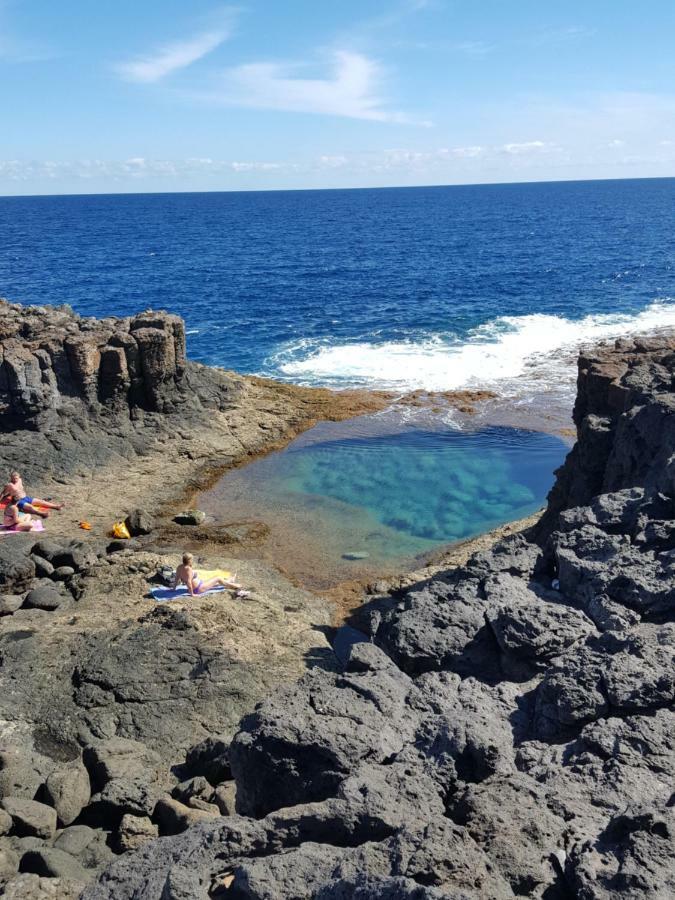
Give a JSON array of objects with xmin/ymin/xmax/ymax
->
[{"xmin": 0, "ymin": 173, "xmax": 674, "ymax": 201}]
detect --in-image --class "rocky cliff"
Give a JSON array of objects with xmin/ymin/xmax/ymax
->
[
  {"xmin": 78, "ymin": 335, "xmax": 675, "ymax": 900},
  {"xmin": 0, "ymin": 299, "xmax": 241, "ymax": 481}
]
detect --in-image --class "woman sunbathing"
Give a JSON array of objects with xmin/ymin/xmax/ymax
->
[
  {"xmin": 2, "ymin": 502, "xmax": 39, "ymax": 532},
  {"xmin": 173, "ymin": 553, "xmax": 246, "ymax": 597}
]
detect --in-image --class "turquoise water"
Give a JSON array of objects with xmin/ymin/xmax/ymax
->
[
  {"xmin": 199, "ymin": 422, "xmax": 568, "ymax": 586},
  {"xmin": 282, "ymin": 427, "xmax": 565, "ymax": 544}
]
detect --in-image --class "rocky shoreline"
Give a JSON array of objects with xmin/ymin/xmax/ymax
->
[{"xmin": 1, "ymin": 301, "xmax": 674, "ymax": 898}]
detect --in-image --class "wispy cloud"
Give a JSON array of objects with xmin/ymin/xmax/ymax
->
[
  {"xmin": 501, "ymin": 140, "xmax": 555, "ymax": 155},
  {"xmin": 115, "ymin": 11, "xmax": 236, "ymax": 83},
  {"xmin": 0, "ymin": 157, "xmax": 289, "ymax": 183},
  {"xmin": 453, "ymin": 40, "xmax": 492, "ymax": 57},
  {"xmin": 191, "ymin": 50, "xmax": 420, "ymax": 123}
]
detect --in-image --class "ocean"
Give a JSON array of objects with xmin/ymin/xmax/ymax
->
[{"xmin": 1, "ymin": 178, "xmax": 674, "ymax": 405}]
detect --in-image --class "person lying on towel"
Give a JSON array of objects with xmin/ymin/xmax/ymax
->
[
  {"xmin": 1, "ymin": 471, "xmax": 65, "ymax": 519},
  {"xmin": 2, "ymin": 501, "xmax": 39, "ymax": 532},
  {"xmin": 174, "ymin": 552, "xmax": 243, "ymax": 597}
]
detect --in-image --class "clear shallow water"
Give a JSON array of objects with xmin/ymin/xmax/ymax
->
[
  {"xmin": 0, "ymin": 179, "xmax": 674, "ymax": 399},
  {"xmin": 199, "ymin": 420, "xmax": 568, "ymax": 587}
]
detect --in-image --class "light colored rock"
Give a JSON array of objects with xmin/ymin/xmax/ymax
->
[{"xmin": 1, "ymin": 798, "xmax": 57, "ymax": 839}]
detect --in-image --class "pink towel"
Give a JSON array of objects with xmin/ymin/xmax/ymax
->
[{"xmin": 0, "ymin": 519, "xmax": 45, "ymax": 536}]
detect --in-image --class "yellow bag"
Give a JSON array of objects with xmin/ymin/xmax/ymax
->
[{"xmin": 112, "ymin": 522, "xmax": 131, "ymax": 540}]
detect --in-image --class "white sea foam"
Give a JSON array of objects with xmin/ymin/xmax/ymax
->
[{"xmin": 276, "ymin": 300, "xmax": 675, "ymax": 393}]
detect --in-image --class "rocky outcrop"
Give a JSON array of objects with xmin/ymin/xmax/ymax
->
[
  {"xmin": 81, "ymin": 336, "xmax": 675, "ymax": 899},
  {"xmin": 0, "ymin": 300, "xmax": 245, "ymax": 483}
]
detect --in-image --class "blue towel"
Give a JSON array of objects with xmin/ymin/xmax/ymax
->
[{"xmin": 150, "ymin": 585, "xmax": 227, "ymax": 602}]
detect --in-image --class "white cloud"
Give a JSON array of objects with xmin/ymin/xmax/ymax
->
[
  {"xmin": 192, "ymin": 50, "xmax": 415, "ymax": 123},
  {"xmin": 501, "ymin": 140, "xmax": 554, "ymax": 155},
  {"xmin": 115, "ymin": 23, "xmax": 233, "ymax": 83},
  {"xmin": 449, "ymin": 145, "xmax": 484, "ymax": 158},
  {"xmin": 0, "ymin": 157, "xmax": 289, "ymax": 182}
]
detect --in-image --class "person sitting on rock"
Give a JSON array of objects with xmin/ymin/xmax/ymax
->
[
  {"xmin": 2, "ymin": 501, "xmax": 38, "ymax": 531},
  {"xmin": 1, "ymin": 471, "xmax": 64, "ymax": 519},
  {"xmin": 173, "ymin": 552, "xmax": 246, "ymax": 597}
]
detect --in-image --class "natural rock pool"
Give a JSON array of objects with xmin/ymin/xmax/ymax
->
[{"xmin": 199, "ymin": 419, "xmax": 569, "ymax": 588}]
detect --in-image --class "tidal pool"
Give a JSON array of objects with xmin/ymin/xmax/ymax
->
[{"xmin": 199, "ymin": 420, "xmax": 569, "ymax": 589}]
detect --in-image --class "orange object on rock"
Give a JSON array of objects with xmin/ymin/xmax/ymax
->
[{"xmin": 79, "ymin": 521, "xmax": 92, "ymax": 530}]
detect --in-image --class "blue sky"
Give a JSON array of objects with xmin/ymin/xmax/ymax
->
[{"xmin": 2, "ymin": 0, "xmax": 674, "ymax": 194}]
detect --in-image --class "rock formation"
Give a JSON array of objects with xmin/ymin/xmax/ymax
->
[
  {"xmin": 77, "ymin": 335, "xmax": 675, "ymax": 899},
  {"xmin": 2, "ymin": 304, "xmax": 674, "ymax": 899},
  {"xmin": 0, "ymin": 299, "xmax": 241, "ymax": 481}
]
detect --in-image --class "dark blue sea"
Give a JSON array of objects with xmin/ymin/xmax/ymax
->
[{"xmin": 1, "ymin": 178, "xmax": 674, "ymax": 397}]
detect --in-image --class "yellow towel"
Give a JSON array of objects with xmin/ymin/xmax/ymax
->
[{"xmin": 198, "ymin": 568, "xmax": 233, "ymax": 581}]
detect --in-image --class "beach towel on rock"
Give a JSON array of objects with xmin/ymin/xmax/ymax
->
[{"xmin": 150, "ymin": 569, "xmax": 233, "ymax": 602}]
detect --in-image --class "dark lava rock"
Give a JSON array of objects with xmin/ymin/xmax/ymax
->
[
  {"xmin": 39, "ymin": 333, "xmax": 675, "ymax": 898},
  {"xmin": 173, "ymin": 509, "xmax": 206, "ymax": 526},
  {"xmin": 23, "ymin": 586, "xmax": 63, "ymax": 611},
  {"xmin": 124, "ymin": 508, "xmax": 154, "ymax": 536},
  {"xmin": 0, "ymin": 542, "xmax": 35, "ymax": 594}
]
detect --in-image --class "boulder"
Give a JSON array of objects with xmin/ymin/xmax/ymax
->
[
  {"xmin": 2, "ymin": 798, "xmax": 57, "ymax": 839},
  {"xmin": 153, "ymin": 796, "xmax": 219, "ymax": 835},
  {"xmin": 44, "ymin": 764, "xmax": 91, "ymax": 826},
  {"xmin": 19, "ymin": 847, "xmax": 88, "ymax": 882},
  {"xmin": 124, "ymin": 509, "xmax": 154, "ymax": 537},
  {"xmin": 172, "ymin": 776, "xmax": 213, "ymax": 805},
  {"xmin": 0, "ymin": 543, "xmax": 35, "ymax": 594},
  {"xmin": 115, "ymin": 814, "xmax": 158, "ymax": 853},
  {"xmin": 213, "ymin": 782, "xmax": 236, "ymax": 816},
  {"xmin": 29, "ymin": 556, "xmax": 54, "ymax": 579},
  {"xmin": 0, "ymin": 807, "xmax": 12, "ymax": 835},
  {"xmin": 0, "ymin": 594, "xmax": 24, "ymax": 616},
  {"xmin": 173, "ymin": 510, "xmax": 206, "ymax": 526},
  {"xmin": 0, "ymin": 846, "xmax": 19, "ymax": 885},
  {"xmin": 23, "ymin": 587, "xmax": 63, "ymax": 611}
]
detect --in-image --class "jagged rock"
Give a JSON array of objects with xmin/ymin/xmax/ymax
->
[
  {"xmin": 183, "ymin": 736, "xmax": 231, "ymax": 785},
  {"xmin": 534, "ymin": 625, "xmax": 675, "ymax": 739},
  {"xmin": 1, "ymin": 798, "xmax": 57, "ymax": 839},
  {"xmin": 230, "ymin": 655, "xmax": 419, "ymax": 817},
  {"xmin": 567, "ymin": 806, "xmax": 675, "ymax": 898},
  {"xmin": 115, "ymin": 814, "xmax": 158, "ymax": 853},
  {"xmin": 43, "ymin": 763, "xmax": 91, "ymax": 826},
  {"xmin": 485, "ymin": 573, "xmax": 595, "ymax": 664},
  {"xmin": 451, "ymin": 773, "xmax": 568, "ymax": 897}
]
